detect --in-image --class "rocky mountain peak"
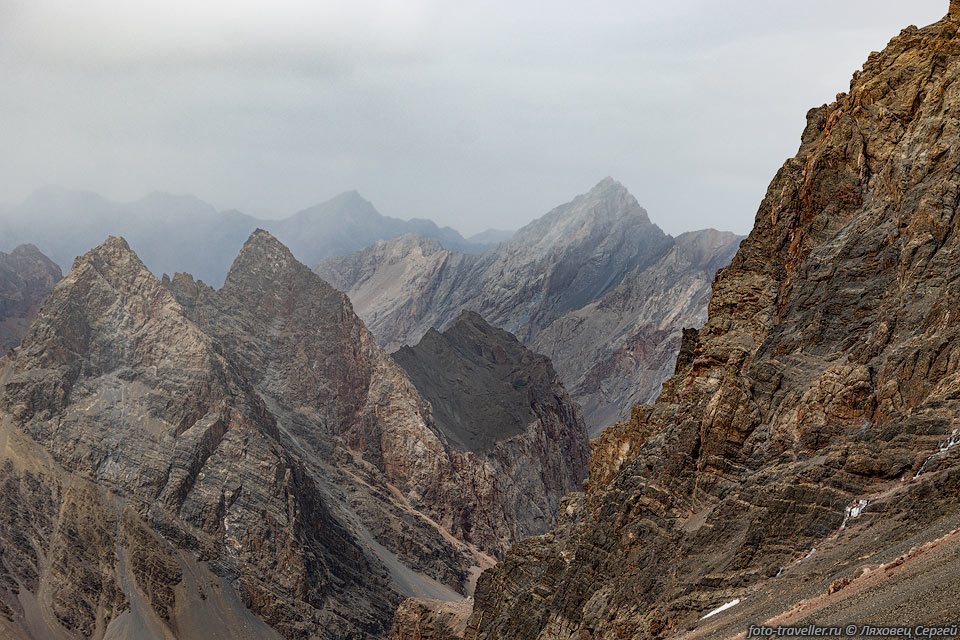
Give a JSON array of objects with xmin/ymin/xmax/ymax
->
[
  {"xmin": 450, "ymin": 308, "xmax": 493, "ymax": 333},
  {"xmin": 1, "ymin": 229, "xmax": 594, "ymax": 637},
  {"xmin": 393, "ymin": 310, "xmax": 571, "ymax": 454},
  {"xmin": 225, "ymin": 229, "xmax": 311, "ymax": 287},
  {"xmin": 9, "ymin": 243, "xmax": 44, "ymax": 257},
  {"xmin": 584, "ymin": 176, "xmax": 638, "ymax": 208},
  {"xmin": 293, "ymin": 189, "xmax": 380, "ymax": 223},
  {"xmin": 221, "ymin": 229, "xmax": 347, "ymax": 326},
  {"xmin": 511, "ymin": 177, "xmax": 654, "ymax": 250},
  {"xmin": 317, "ymin": 179, "xmax": 742, "ymax": 430},
  {"xmin": 67, "ymin": 235, "xmax": 156, "ymax": 289}
]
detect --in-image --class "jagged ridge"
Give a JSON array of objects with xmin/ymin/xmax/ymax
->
[
  {"xmin": 317, "ymin": 179, "xmax": 742, "ymax": 433},
  {"xmin": 0, "ymin": 230, "xmax": 588, "ymax": 639}
]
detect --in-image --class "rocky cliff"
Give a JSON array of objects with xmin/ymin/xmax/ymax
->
[
  {"xmin": 0, "ymin": 231, "xmax": 587, "ymax": 639},
  {"xmin": 395, "ymin": 4, "xmax": 960, "ymax": 639},
  {"xmin": 316, "ymin": 181, "xmax": 742, "ymax": 433},
  {"xmin": 0, "ymin": 244, "xmax": 61, "ymax": 352}
]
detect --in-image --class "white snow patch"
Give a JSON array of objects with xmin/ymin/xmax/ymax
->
[
  {"xmin": 840, "ymin": 499, "xmax": 870, "ymax": 529},
  {"xmin": 700, "ymin": 598, "xmax": 741, "ymax": 620},
  {"xmin": 796, "ymin": 547, "xmax": 816, "ymax": 564},
  {"xmin": 914, "ymin": 429, "xmax": 960, "ymax": 478}
]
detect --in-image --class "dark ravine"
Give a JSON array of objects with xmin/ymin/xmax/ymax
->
[
  {"xmin": 0, "ymin": 231, "xmax": 587, "ymax": 639},
  {"xmin": 393, "ymin": 4, "xmax": 960, "ymax": 639},
  {"xmin": 317, "ymin": 179, "xmax": 743, "ymax": 433},
  {"xmin": 0, "ymin": 244, "xmax": 61, "ymax": 352}
]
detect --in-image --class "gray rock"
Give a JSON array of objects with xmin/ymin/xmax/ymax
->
[
  {"xmin": 317, "ymin": 180, "xmax": 742, "ymax": 433},
  {"xmin": 456, "ymin": 5, "xmax": 960, "ymax": 639}
]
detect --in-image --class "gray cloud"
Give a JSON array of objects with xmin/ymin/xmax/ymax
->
[{"xmin": 0, "ymin": 0, "xmax": 947, "ymax": 235}]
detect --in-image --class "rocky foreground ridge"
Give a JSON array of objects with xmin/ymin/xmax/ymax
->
[
  {"xmin": 317, "ymin": 180, "xmax": 743, "ymax": 433},
  {"xmin": 0, "ymin": 245, "xmax": 61, "ymax": 352},
  {"xmin": 0, "ymin": 230, "xmax": 587, "ymax": 639},
  {"xmin": 394, "ymin": 4, "xmax": 960, "ymax": 639}
]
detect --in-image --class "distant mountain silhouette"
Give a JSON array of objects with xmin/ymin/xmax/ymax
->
[{"xmin": 0, "ymin": 187, "xmax": 494, "ymax": 286}]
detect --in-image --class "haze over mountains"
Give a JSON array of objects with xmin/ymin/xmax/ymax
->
[
  {"xmin": 0, "ymin": 188, "xmax": 503, "ymax": 288},
  {"xmin": 318, "ymin": 178, "xmax": 743, "ymax": 432},
  {"xmin": 0, "ymin": 177, "xmax": 742, "ymax": 435},
  {"xmin": 5, "ymin": 5, "xmax": 960, "ymax": 638}
]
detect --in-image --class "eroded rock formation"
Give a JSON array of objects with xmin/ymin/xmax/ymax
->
[
  {"xmin": 393, "ymin": 311, "xmax": 590, "ymax": 552},
  {"xmin": 0, "ymin": 244, "xmax": 61, "ymax": 352}
]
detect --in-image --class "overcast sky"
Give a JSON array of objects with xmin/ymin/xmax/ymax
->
[{"xmin": 0, "ymin": 1, "xmax": 948, "ymax": 236}]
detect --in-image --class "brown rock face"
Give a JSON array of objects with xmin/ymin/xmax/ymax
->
[
  {"xmin": 317, "ymin": 181, "xmax": 742, "ymax": 434},
  {"xmin": 0, "ymin": 230, "xmax": 588, "ymax": 639},
  {"xmin": 456, "ymin": 5, "xmax": 960, "ymax": 639},
  {"xmin": 0, "ymin": 245, "xmax": 61, "ymax": 352},
  {"xmin": 390, "ymin": 599, "xmax": 470, "ymax": 640}
]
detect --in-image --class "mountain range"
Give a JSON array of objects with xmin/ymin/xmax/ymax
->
[
  {"xmin": 317, "ymin": 178, "xmax": 743, "ymax": 433},
  {"xmin": 0, "ymin": 231, "xmax": 587, "ymax": 639},
  {"xmin": 0, "ymin": 188, "xmax": 503, "ymax": 288},
  {"xmin": 4, "ymin": 4, "xmax": 958, "ymax": 638},
  {"xmin": 394, "ymin": 4, "xmax": 960, "ymax": 638}
]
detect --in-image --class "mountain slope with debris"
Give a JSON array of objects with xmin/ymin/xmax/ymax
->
[{"xmin": 0, "ymin": 231, "xmax": 587, "ymax": 639}]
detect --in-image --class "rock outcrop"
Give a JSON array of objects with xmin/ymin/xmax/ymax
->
[
  {"xmin": 390, "ymin": 599, "xmax": 470, "ymax": 640},
  {"xmin": 0, "ymin": 231, "xmax": 587, "ymax": 639},
  {"xmin": 317, "ymin": 181, "xmax": 742, "ymax": 433},
  {"xmin": 421, "ymin": 4, "xmax": 960, "ymax": 639},
  {"xmin": 0, "ymin": 244, "xmax": 61, "ymax": 352}
]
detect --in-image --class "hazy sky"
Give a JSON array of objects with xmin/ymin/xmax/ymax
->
[{"xmin": 0, "ymin": 1, "xmax": 948, "ymax": 236}]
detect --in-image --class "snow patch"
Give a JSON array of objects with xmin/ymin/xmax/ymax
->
[
  {"xmin": 701, "ymin": 598, "xmax": 741, "ymax": 620},
  {"xmin": 914, "ymin": 429, "xmax": 960, "ymax": 478},
  {"xmin": 796, "ymin": 547, "xmax": 817, "ymax": 564},
  {"xmin": 840, "ymin": 499, "xmax": 870, "ymax": 529}
]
